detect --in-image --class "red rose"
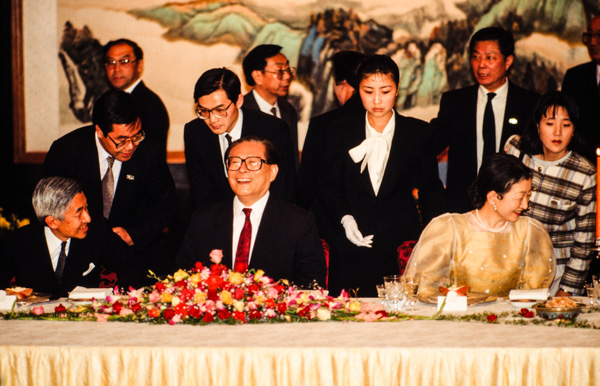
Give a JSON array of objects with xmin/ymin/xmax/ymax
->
[
  {"xmin": 194, "ymin": 261, "xmax": 203, "ymax": 272},
  {"xmin": 206, "ymin": 274, "xmax": 224, "ymax": 291},
  {"xmin": 247, "ymin": 284, "xmax": 259, "ymax": 295},
  {"xmin": 155, "ymin": 282, "xmax": 166, "ymax": 292},
  {"xmin": 210, "ymin": 264, "xmax": 227, "ymax": 275},
  {"xmin": 131, "ymin": 302, "xmax": 142, "ymax": 313},
  {"xmin": 276, "ymin": 302, "xmax": 287, "ymax": 314},
  {"xmin": 249, "ymin": 310, "xmax": 262, "ymax": 320},
  {"xmin": 234, "ymin": 288, "xmax": 245, "ymax": 300},
  {"xmin": 54, "ymin": 304, "xmax": 67, "ymax": 313},
  {"xmin": 487, "ymin": 314, "xmax": 498, "ymax": 323},
  {"xmin": 218, "ymin": 309, "xmax": 232, "ymax": 320},
  {"xmin": 207, "ymin": 289, "xmax": 219, "ymax": 301},
  {"xmin": 148, "ymin": 308, "xmax": 160, "ymax": 318},
  {"xmin": 179, "ymin": 288, "xmax": 195, "ymax": 302},
  {"xmin": 298, "ymin": 305, "xmax": 311, "ymax": 318},
  {"xmin": 265, "ymin": 299, "xmax": 276, "ymax": 309},
  {"xmin": 174, "ymin": 303, "xmax": 188, "ymax": 318},
  {"xmin": 188, "ymin": 306, "xmax": 201, "ymax": 319},
  {"xmin": 112, "ymin": 302, "xmax": 123, "ymax": 313},
  {"xmin": 175, "ymin": 280, "xmax": 187, "ymax": 289},
  {"xmin": 203, "ymin": 312, "xmax": 214, "ymax": 323},
  {"xmin": 234, "ymin": 262, "xmax": 247, "ymax": 273},
  {"xmin": 233, "ymin": 311, "xmax": 246, "ymax": 322},
  {"xmin": 273, "ymin": 284, "xmax": 285, "ymax": 294},
  {"xmin": 163, "ymin": 308, "xmax": 175, "ymax": 320}
]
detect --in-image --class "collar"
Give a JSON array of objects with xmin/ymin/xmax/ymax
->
[
  {"xmin": 478, "ymin": 79, "xmax": 509, "ymax": 100},
  {"xmin": 365, "ymin": 110, "xmax": 395, "ymax": 137},
  {"xmin": 223, "ymin": 109, "xmax": 243, "ymax": 141},
  {"xmin": 44, "ymin": 226, "xmax": 70, "ymax": 255},
  {"xmin": 252, "ymin": 89, "xmax": 278, "ymax": 112},
  {"xmin": 233, "ymin": 191, "xmax": 270, "ymax": 217},
  {"xmin": 124, "ymin": 78, "xmax": 143, "ymax": 94}
]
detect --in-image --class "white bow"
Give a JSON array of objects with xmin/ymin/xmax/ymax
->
[{"xmin": 348, "ymin": 136, "xmax": 390, "ymax": 176}]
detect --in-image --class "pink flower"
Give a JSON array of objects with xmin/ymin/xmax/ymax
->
[
  {"xmin": 32, "ymin": 306, "xmax": 44, "ymax": 315},
  {"xmin": 209, "ymin": 249, "xmax": 223, "ymax": 264},
  {"xmin": 95, "ymin": 313, "xmax": 109, "ymax": 322}
]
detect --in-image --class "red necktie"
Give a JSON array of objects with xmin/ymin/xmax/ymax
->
[{"xmin": 234, "ymin": 208, "xmax": 252, "ymax": 272}]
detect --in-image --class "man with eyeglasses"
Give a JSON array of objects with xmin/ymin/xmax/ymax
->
[
  {"xmin": 104, "ymin": 39, "xmax": 170, "ymax": 158},
  {"xmin": 41, "ymin": 90, "xmax": 179, "ymax": 287},
  {"xmin": 562, "ymin": 15, "xmax": 600, "ymax": 163},
  {"xmin": 184, "ymin": 67, "xmax": 296, "ymax": 209},
  {"xmin": 242, "ymin": 44, "xmax": 300, "ymax": 168},
  {"xmin": 177, "ymin": 136, "xmax": 326, "ymax": 288}
]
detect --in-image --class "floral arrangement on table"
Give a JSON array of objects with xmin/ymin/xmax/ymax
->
[
  {"xmin": 4, "ymin": 250, "xmax": 435, "ymax": 325},
  {"xmin": 0, "ymin": 207, "xmax": 29, "ymax": 238}
]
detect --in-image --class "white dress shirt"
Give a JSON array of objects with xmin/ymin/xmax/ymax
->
[
  {"xmin": 219, "ymin": 109, "xmax": 244, "ymax": 176},
  {"xmin": 252, "ymin": 89, "xmax": 280, "ymax": 118},
  {"xmin": 95, "ymin": 133, "xmax": 122, "ymax": 196},
  {"xmin": 123, "ymin": 78, "xmax": 143, "ymax": 94},
  {"xmin": 44, "ymin": 226, "xmax": 71, "ymax": 271},
  {"xmin": 348, "ymin": 112, "xmax": 395, "ymax": 195},
  {"xmin": 475, "ymin": 80, "xmax": 508, "ymax": 171},
  {"xmin": 231, "ymin": 191, "xmax": 270, "ymax": 267}
]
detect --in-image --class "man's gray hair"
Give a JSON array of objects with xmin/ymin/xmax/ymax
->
[{"xmin": 32, "ymin": 177, "xmax": 83, "ymax": 225}]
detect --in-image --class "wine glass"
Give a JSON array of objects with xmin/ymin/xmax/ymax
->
[
  {"xmin": 383, "ymin": 275, "xmax": 404, "ymax": 313},
  {"xmin": 403, "ymin": 276, "xmax": 419, "ymax": 311}
]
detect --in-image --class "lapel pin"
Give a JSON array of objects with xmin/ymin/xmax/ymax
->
[
  {"xmin": 126, "ymin": 175, "xmax": 135, "ymax": 180},
  {"xmin": 508, "ymin": 118, "xmax": 518, "ymax": 125}
]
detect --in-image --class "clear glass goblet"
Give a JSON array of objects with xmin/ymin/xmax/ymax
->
[{"xmin": 403, "ymin": 276, "xmax": 420, "ymax": 311}]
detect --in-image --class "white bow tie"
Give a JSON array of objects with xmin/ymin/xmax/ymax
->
[{"xmin": 348, "ymin": 136, "xmax": 390, "ymax": 174}]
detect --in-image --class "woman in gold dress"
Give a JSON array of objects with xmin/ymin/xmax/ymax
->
[{"xmin": 404, "ymin": 153, "xmax": 556, "ymax": 299}]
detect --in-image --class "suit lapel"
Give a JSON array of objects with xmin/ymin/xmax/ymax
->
[
  {"xmin": 346, "ymin": 118, "xmax": 376, "ymax": 198},
  {"xmin": 249, "ymin": 196, "xmax": 279, "ymax": 270},
  {"xmin": 377, "ymin": 112, "xmax": 404, "ymax": 197}
]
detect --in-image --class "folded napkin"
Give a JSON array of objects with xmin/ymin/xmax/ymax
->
[
  {"xmin": 509, "ymin": 289, "xmax": 549, "ymax": 301},
  {"xmin": 68, "ymin": 286, "xmax": 113, "ymax": 300},
  {"xmin": 0, "ymin": 290, "xmax": 17, "ymax": 311}
]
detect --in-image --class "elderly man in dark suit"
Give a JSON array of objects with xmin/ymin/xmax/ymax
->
[
  {"xmin": 104, "ymin": 38, "xmax": 170, "ymax": 158},
  {"xmin": 0, "ymin": 177, "xmax": 127, "ymax": 297},
  {"xmin": 242, "ymin": 44, "xmax": 300, "ymax": 167},
  {"xmin": 562, "ymin": 15, "xmax": 600, "ymax": 163},
  {"xmin": 430, "ymin": 27, "xmax": 539, "ymax": 213},
  {"xmin": 41, "ymin": 90, "xmax": 179, "ymax": 287},
  {"xmin": 177, "ymin": 136, "xmax": 326, "ymax": 288},
  {"xmin": 184, "ymin": 67, "xmax": 296, "ymax": 209}
]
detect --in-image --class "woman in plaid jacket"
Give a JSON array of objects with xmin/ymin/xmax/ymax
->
[{"xmin": 504, "ymin": 91, "xmax": 596, "ymax": 296}]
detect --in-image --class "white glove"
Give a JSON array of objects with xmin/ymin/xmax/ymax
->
[{"xmin": 341, "ymin": 215, "xmax": 374, "ymax": 248}]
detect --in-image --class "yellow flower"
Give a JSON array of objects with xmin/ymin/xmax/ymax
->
[
  {"xmin": 254, "ymin": 270, "xmax": 265, "ymax": 280},
  {"xmin": 194, "ymin": 292, "xmax": 207, "ymax": 303},
  {"xmin": 349, "ymin": 301, "xmax": 362, "ymax": 313},
  {"xmin": 190, "ymin": 273, "xmax": 203, "ymax": 285},
  {"xmin": 173, "ymin": 269, "xmax": 189, "ymax": 282},
  {"xmin": 0, "ymin": 217, "xmax": 10, "ymax": 230},
  {"xmin": 171, "ymin": 296, "xmax": 180, "ymax": 307},
  {"xmin": 16, "ymin": 218, "xmax": 29, "ymax": 228},
  {"xmin": 229, "ymin": 271, "xmax": 244, "ymax": 285},
  {"xmin": 233, "ymin": 300, "xmax": 245, "ymax": 312},
  {"xmin": 220, "ymin": 290, "xmax": 233, "ymax": 305},
  {"xmin": 161, "ymin": 292, "xmax": 173, "ymax": 303},
  {"xmin": 317, "ymin": 308, "xmax": 331, "ymax": 321}
]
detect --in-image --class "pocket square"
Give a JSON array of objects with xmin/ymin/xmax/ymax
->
[
  {"xmin": 126, "ymin": 174, "xmax": 135, "ymax": 180},
  {"xmin": 82, "ymin": 263, "xmax": 95, "ymax": 276}
]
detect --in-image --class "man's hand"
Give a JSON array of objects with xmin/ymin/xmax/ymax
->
[
  {"xmin": 112, "ymin": 227, "xmax": 134, "ymax": 246},
  {"xmin": 341, "ymin": 215, "xmax": 373, "ymax": 248}
]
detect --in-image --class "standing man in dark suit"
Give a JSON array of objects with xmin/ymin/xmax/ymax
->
[
  {"xmin": 0, "ymin": 177, "xmax": 127, "ymax": 297},
  {"xmin": 562, "ymin": 15, "xmax": 600, "ymax": 163},
  {"xmin": 184, "ymin": 67, "xmax": 296, "ymax": 209},
  {"xmin": 41, "ymin": 90, "xmax": 179, "ymax": 287},
  {"xmin": 177, "ymin": 136, "xmax": 326, "ymax": 288},
  {"xmin": 430, "ymin": 27, "xmax": 539, "ymax": 213},
  {"xmin": 242, "ymin": 44, "xmax": 300, "ymax": 168},
  {"xmin": 104, "ymin": 38, "xmax": 170, "ymax": 158}
]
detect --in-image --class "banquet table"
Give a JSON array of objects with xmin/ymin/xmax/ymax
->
[{"xmin": 1, "ymin": 299, "xmax": 600, "ymax": 386}]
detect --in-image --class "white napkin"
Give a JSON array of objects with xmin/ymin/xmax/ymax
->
[
  {"xmin": 509, "ymin": 289, "xmax": 549, "ymax": 300},
  {"xmin": 68, "ymin": 286, "xmax": 113, "ymax": 300}
]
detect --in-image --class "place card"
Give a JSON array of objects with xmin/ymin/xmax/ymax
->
[
  {"xmin": 437, "ymin": 291, "xmax": 467, "ymax": 311},
  {"xmin": 0, "ymin": 290, "xmax": 17, "ymax": 311}
]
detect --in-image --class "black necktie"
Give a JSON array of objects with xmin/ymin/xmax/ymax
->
[
  {"xmin": 270, "ymin": 107, "xmax": 277, "ymax": 117},
  {"xmin": 225, "ymin": 133, "xmax": 233, "ymax": 148},
  {"xmin": 482, "ymin": 92, "xmax": 497, "ymax": 160},
  {"xmin": 55, "ymin": 241, "xmax": 67, "ymax": 281}
]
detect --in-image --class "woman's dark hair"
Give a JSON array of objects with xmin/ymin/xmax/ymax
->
[
  {"xmin": 469, "ymin": 153, "xmax": 532, "ymax": 209},
  {"xmin": 357, "ymin": 54, "xmax": 399, "ymax": 87},
  {"xmin": 520, "ymin": 91, "xmax": 583, "ymax": 156}
]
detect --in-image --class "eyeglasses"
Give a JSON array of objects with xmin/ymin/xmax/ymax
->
[
  {"xmin": 262, "ymin": 67, "xmax": 296, "ymax": 80},
  {"xmin": 105, "ymin": 58, "xmax": 138, "ymax": 67},
  {"xmin": 196, "ymin": 101, "xmax": 233, "ymax": 120},
  {"xmin": 107, "ymin": 129, "xmax": 145, "ymax": 149},
  {"xmin": 225, "ymin": 156, "xmax": 268, "ymax": 171},
  {"xmin": 582, "ymin": 32, "xmax": 600, "ymax": 44}
]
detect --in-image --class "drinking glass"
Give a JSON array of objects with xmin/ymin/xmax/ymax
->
[
  {"xmin": 585, "ymin": 284, "xmax": 597, "ymax": 307},
  {"xmin": 383, "ymin": 275, "xmax": 404, "ymax": 313},
  {"xmin": 404, "ymin": 276, "xmax": 420, "ymax": 311}
]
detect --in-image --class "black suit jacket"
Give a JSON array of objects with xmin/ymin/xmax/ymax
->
[
  {"xmin": 130, "ymin": 81, "xmax": 170, "ymax": 158},
  {"xmin": 562, "ymin": 61, "xmax": 600, "ymax": 162},
  {"xmin": 40, "ymin": 126, "xmax": 179, "ymax": 283},
  {"xmin": 176, "ymin": 195, "xmax": 326, "ymax": 288},
  {"xmin": 184, "ymin": 107, "xmax": 296, "ymax": 208},
  {"xmin": 243, "ymin": 91, "xmax": 300, "ymax": 168},
  {"xmin": 0, "ymin": 222, "xmax": 128, "ymax": 297},
  {"xmin": 430, "ymin": 82, "xmax": 539, "ymax": 213},
  {"xmin": 320, "ymin": 111, "xmax": 446, "ymax": 296}
]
